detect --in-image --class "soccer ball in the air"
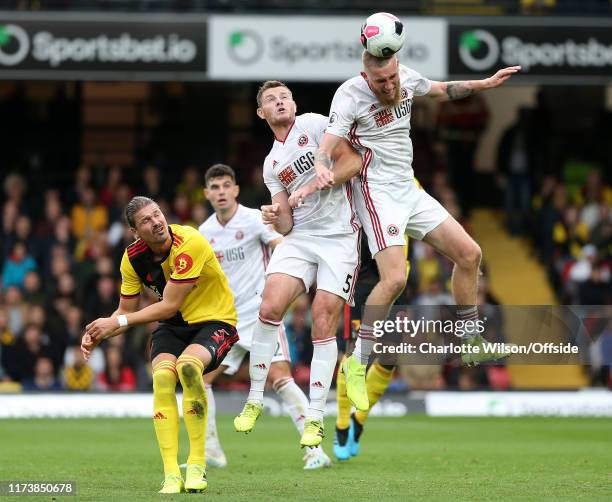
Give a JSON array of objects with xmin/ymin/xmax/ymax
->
[{"xmin": 360, "ymin": 12, "xmax": 406, "ymax": 58}]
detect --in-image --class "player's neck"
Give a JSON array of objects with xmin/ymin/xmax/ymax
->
[
  {"xmin": 149, "ymin": 236, "xmax": 172, "ymax": 259},
  {"xmin": 216, "ymin": 203, "xmax": 239, "ymax": 226},
  {"xmin": 270, "ymin": 120, "xmax": 295, "ymax": 143}
]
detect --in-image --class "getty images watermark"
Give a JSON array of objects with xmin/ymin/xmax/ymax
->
[
  {"xmin": 372, "ymin": 316, "xmax": 578, "ymax": 356},
  {"xmin": 358, "ymin": 305, "xmax": 609, "ymax": 365}
]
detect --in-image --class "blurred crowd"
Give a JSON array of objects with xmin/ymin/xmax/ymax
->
[
  {"xmin": 495, "ymin": 109, "xmax": 611, "ymax": 305},
  {"xmin": 531, "ymin": 171, "xmax": 611, "ymax": 305}
]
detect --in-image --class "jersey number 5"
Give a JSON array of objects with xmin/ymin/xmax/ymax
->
[{"xmin": 342, "ymin": 274, "xmax": 353, "ymax": 294}]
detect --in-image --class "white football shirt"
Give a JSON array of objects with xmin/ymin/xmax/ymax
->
[
  {"xmin": 263, "ymin": 113, "xmax": 359, "ymax": 236},
  {"xmin": 199, "ymin": 205, "xmax": 281, "ymax": 324},
  {"xmin": 325, "ymin": 64, "xmax": 432, "ymax": 184}
]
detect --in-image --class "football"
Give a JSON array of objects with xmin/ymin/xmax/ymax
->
[{"xmin": 360, "ymin": 12, "xmax": 406, "ymax": 58}]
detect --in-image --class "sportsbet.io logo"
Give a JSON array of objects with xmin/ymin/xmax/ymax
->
[
  {"xmin": 459, "ymin": 29, "xmax": 499, "ymax": 71},
  {"xmin": 0, "ymin": 24, "xmax": 29, "ymax": 66},
  {"xmin": 228, "ymin": 29, "xmax": 263, "ymax": 65}
]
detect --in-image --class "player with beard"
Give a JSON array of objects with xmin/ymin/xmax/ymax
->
[{"xmin": 292, "ymin": 49, "xmax": 520, "ymax": 411}]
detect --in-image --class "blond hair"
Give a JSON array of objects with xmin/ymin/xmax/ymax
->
[{"xmin": 362, "ymin": 50, "xmax": 396, "ymax": 70}]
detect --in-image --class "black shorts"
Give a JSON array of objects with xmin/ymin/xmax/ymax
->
[
  {"xmin": 350, "ymin": 279, "xmax": 378, "ymax": 321},
  {"xmin": 151, "ymin": 321, "xmax": 239, "ymax": 374},
  {"xmin": 346, "ymin": 279, "xmax": 406, "ymax": 342}
]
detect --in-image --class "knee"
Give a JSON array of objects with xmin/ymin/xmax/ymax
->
[
  {"xmin": 259, "ymin": 303, "xmax": 283, "ymax": 323},
  {"xmin": 176, "ymin": 356, "xmax": 204, "ymax": 389},
  {"xmin": 152, "ymin": 363, "xmax": 177, "ymax": 393},
  {"xmin": 259, "ymin": 299, "xmax": 284, "ymax": 323},
  {"xmin": 455, "ymin": 241, "xmax": 482, "ymax": 270}
]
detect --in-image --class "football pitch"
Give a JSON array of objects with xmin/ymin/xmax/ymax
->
[{"xmin": 1, "ymin": 415, "xmax": 610, "ymax": 501}]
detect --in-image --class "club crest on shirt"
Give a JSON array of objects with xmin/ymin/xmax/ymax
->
[
  {"xmin": 297, "ymin": 134, "xmax": 309, "ymax": 147},
  {"xmin": 235, "ymin": 230, "xmax": 244, "ymax": 240},
  {"xmin": 387, "ymin": 224, "xmax": 399, "ymax": 236},
  {"xmin": 401, "ymin": 87, "xmax": 408, "ymax": 99}
]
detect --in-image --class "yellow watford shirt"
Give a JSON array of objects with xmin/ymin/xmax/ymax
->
[{"xmin": 119, "ymin": 224, "xmax": 237, "ymax": 327}]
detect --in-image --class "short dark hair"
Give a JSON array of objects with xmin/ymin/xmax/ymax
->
[
  {"xmin": 256, "ymin": 80, "xmax": 290, "ymax": 107},
  {"xmin": 205, "ymin": 164, "xmax": 236, "ymax": 185},
  {"xmin": 124, "ymin": 196, "xmax": 156, "ymax": 228}
]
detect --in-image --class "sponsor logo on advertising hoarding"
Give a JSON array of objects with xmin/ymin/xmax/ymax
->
[
  {"xmin": 450, "ymin": 24, "xmax": 612, "ymax": 78},
  {"xmin": 209, "ymin": 15, "xmax": 447, "ymax": 81},
  {"xmin": 0, "ymin": 14, "xmax": 207, "ymax": 80}
]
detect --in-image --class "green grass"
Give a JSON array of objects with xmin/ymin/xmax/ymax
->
[{"xmin": 1, "ymin": 416, "xmax": 611, "ymax": 501}]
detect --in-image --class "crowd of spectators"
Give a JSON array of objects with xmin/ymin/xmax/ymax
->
[{"xmin": 530, "ymin": 170, "xmax": 611, "ymax": 306}]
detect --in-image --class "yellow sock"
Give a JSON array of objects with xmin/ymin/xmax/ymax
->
[
  {"xmin": 354, "ymin": 363, "xmax": 394, "ymax": 425},
  {"xmin": 152, "ymin": 360, "xmax": 180, "ymax": 477},
  {"xmin": 336, "ymin": 354, "xmax": 351, "ymax": 429},
  {"xmin": 176, "ymin": 355, "xmax": 206, "ymax": 466}
]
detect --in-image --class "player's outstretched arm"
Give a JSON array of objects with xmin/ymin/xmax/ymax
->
[
  {"xmin": 262, "ymin": 191, "xmax": 293, "ymax": 235},
  {"xmin": 85, "ymin": 282, "xmax": 192, "ymax": 341},
  {"xmin": 427, "ymin": 66, "xmax": 521, "ymax": 102}
]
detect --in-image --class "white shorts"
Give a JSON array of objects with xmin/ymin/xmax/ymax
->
[
  {"xmin": 222, "ymin": 319, "xmax": 290, "ymax": 375},
  {"xmin": 354, "ymin": 178, "xmax": 449, "ymax": 256},
  {"xmin": 265, "ymin": 231, "xmax": 361, "ymax": 305}
]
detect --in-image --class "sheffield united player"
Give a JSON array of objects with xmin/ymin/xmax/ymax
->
[
  {"xmin": 198, "ymin": 163, "xmax": 331, "ymax": 470},
  {"xmin": 233, "ymin": 80, "xmax": 363, "ymax": 448},
  {"xmin": 300, "ymin": 48, "xmax": 519, "ymax": 410}
]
